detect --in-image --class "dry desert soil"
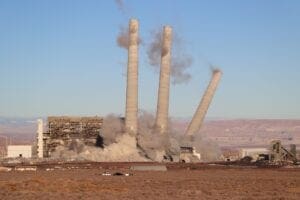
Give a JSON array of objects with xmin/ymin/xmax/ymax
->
[{"xmin": 0, "ymin": 163, "xmax": 299, "ymax": 200}]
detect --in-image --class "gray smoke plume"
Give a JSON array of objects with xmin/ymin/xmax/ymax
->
[
  {"xmin": 147, "ymin": 31, "xmax": 162, "ymax": 67},
  {"xmin": 117, "ymin": 26, "xmax": 129, "ymax": 49},
  {"xmin": 171, "ymin": 56, "xmax": 192, "ymax": 84},
  {"xmin": 116, "ymin": 26, "xmax": 142, "ymax": 50},
  {"xmin": 147, "ymin": 29, "xmax": 193, "ymax": 84},
  {"xmin": 114, "ymin": 0, "xmax": 126, "ymax": 14}
]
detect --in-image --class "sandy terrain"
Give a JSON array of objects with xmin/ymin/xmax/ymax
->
[{"xmin": 0, "ymin": 163, "xmax": 299, "ymax": 200}]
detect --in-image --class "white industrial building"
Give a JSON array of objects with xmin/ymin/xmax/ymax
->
[
  {"xmin": 240, "ymin": 148, "xmax": 269, "ymax": 160},
  {"xmin": 7, "ymin": 145, "xmax": 32, "ymax": 158}
]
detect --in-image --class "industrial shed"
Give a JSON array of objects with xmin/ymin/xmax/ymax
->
[{"xmin": 7, "ymin": 145, "xmax": 32, "ymax": 158}]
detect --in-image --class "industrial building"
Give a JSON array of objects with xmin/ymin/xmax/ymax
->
[
  {"xmin": 240, "ymin": 148, "xmax": 269, "ymax": 160},
  {"xmin": 7, "ymin": 145, "xmax": 32, "ymax": 158},
  {"xmin": 42, "ymin": 116, "xmax": 103, "ymax": 157}
]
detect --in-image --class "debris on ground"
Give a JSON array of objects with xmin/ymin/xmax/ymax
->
[
  {"xmin": 113, "ymin": 172, "xmax": 133, "ymax": 176},
  {"xmin": 102, "ymin": 171, "xmax": 111, "ymax": 176}
]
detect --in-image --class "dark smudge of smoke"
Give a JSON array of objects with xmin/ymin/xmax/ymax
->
[
  {"xmin": 171, "ymin": 56, "xmax": 192, "ymax": 84},
  {"xmin": 116, "ymin": 26, "xmax": 129, "ymax": 49},
  {"xmin": 147, "ymin": 29, "xmax": 193, "ymax": 84},
  {"xmin": 114, "ymin": 0, "xmax": 130, "ymax": 49},
  {"xmin": 114, "ymin": 0, "xmax": 126, "ymax": 14},
  {"xmin": 147, "ymin": 31, "xmax": 162, "ymax": 67},
  {"xmin": 116, "ymin": 26, "xmax": 142, "ymax": 50}
]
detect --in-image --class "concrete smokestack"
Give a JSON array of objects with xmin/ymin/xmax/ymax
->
[
  {"xmin": 185, "ymin": 69, "xmax": 222, "ymax": 136},
  {"xmin": 37, "ymin": 119, "xmax": 43, "ymax": 158},
  {"xmin": 125, "ymin": 19, "xmax": 139, "ymax": 135},
  {"xmin": 155, "ymin": 26, "xmax": 172, "ymax": 134}
]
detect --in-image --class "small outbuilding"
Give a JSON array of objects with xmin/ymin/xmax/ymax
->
[
  {"xmin": 7, "ymin": 145, "xmax": 32, "ymax": 158},
  {"xmin": 240, "ymin": 148, "xmax": 268, "ymax": 160}
]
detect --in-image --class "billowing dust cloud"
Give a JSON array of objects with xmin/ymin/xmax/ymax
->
[
  {"xmin": 52, "ymin": 134, "xmax": 146, "ymax": 162},
  {"xmin": 52, "ymin": 115, "xmax": 146, "ymax": 162},
  {"xmin": 147, "ymin": 29, "xmax": 193, "ymax": 84},
  {"xmin": 137, "ymin": 111, "xmax": 177, "ymax": 161},
  {"xmin": 52, "ymin": 113, "xmax": 220, "ymax": 162},
  {"xmin": 100, "ymin": 114, "xmax": 124, "ymax": 146},
  {"xmin": 180, "ymin": 134, "xmax": 222, "ymax": 162}
]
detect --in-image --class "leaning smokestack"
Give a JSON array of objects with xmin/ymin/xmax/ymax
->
[
  {"xmin": 155, "ymin": 26, "xmax": 172, "ymax": 134},
  {"xmin": 185, "ymin": 69, "xmax": 222, "ymax": 136},
  {"xmin": 125, "ymin": 19, "xmax": 139, "ymax": 135}
]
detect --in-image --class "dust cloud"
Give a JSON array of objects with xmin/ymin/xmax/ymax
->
[{"xmin": 51, "ymin": 113, "xmax": 221, "ymax": 162}]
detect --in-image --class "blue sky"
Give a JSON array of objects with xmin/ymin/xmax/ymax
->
[{"xmin": 0, "ymin": 0, "xmax": 299, "ymax": 119}]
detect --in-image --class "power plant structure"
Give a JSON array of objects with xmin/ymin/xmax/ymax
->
[
  {"xmin": 155, "ymin": 26, "xmax": 172, "ymax": 135},
  {"xmin": 32, "ymin": 18, "xmax": 222, "ymax": 162},
  {"xmin": 4, "ymin": 18, "xmax": 300, "ymax": 171},
  {"xmin": 42, "ymin": 116, "xmax": 103, "ymax": 157}
]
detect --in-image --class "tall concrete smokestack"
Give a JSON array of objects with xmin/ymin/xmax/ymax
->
[
  {"xmin": 125, "ymin": 19, "xmax": 139, "ymax": 135},
  {"xmin": 37, "ymin": 119, "xmax": 43, "ymax": 158},
  {"xmin": 155, "ymin": 26, "xmax": 172, "ymax": 134},
  {"xmin": 185, "ymin": 69, "xmax": 222, "ymax": 136}
]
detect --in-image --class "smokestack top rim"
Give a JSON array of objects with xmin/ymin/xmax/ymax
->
[
  {"xmin": 212, "ymin": 68, "xmax": 222, "ymax": 74},
  {"xmin": 129, "ymin": 18, "xmax": 139, "ymax": 25},
  {"xmin": 209, "ymin": 64, "xmax": 222, "ymax": 74},
  {"xmin": 129, "ymin": 18, "xmax": 139, "ymax": 34},
  {"xmin": 163, "ymin": 25, "xmax": 172, "ymax": 33}
]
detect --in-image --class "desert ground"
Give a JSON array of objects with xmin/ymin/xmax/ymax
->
[{"xmin": 0, "ymin": 162, "xmax": 299, "ymax": 200}]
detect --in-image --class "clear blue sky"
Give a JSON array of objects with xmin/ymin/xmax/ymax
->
[{"xmin": 0, "ymin": 0, "xmax": 299, "ymax": 119}]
